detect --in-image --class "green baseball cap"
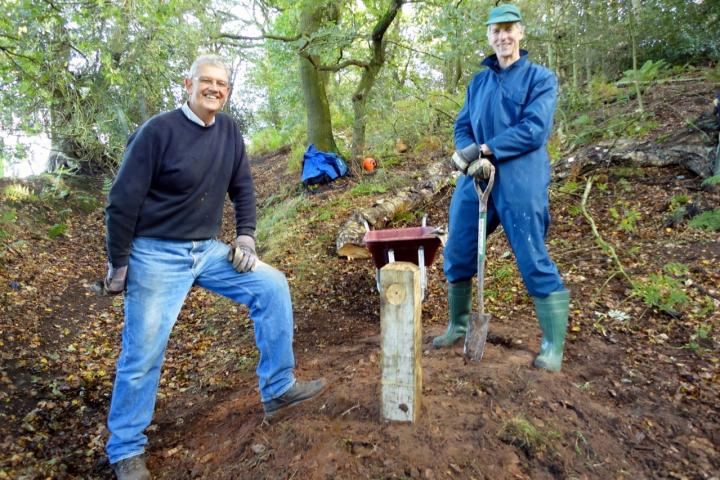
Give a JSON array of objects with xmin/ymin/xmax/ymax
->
[{"xmin": 486, "ymin": 4, "xmax": 523, "ymax": 25}]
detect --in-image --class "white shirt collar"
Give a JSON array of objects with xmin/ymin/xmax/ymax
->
[{"xmin": 181, "ymin": 102, "xmax": 215, "ymax": 127}]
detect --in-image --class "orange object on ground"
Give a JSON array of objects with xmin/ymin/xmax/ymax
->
[{"xmin": 362, "ymin": 157, "xmax": 377, "ymax": 172}]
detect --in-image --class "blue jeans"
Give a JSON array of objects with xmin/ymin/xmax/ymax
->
[{"xmin": 106, "ymin": 237, "xmax": 296, "ymax": 464}]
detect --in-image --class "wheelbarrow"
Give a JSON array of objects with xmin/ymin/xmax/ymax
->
[
  {"xmin": 362, "ymin": 215, "xmax": 445, "ymax": 301},
  {"xmin": 464, "ymin": 166, "xmax": 496, "ymax": 362}
]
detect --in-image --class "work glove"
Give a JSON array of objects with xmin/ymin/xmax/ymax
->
[
  {"xmin": 467, "ymin": 158, "xmax": 494, "ymax": 180},
  {"xmin": 450, "ymin": 143, "xmax": 480, "ymax": 174},
  {"xmin": 228, "ymin": 235, "xmax": 258, "ymax": 273},
  {"xmin": 103, "ymin": 262, "xmax": 127, "ymax": 295}
]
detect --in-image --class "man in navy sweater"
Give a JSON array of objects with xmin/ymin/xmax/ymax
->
[{"xmin": 103, "ymin": 54, "xmax": 327, "ymax": 480}]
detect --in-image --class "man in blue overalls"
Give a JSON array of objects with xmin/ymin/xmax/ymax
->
[{"xmin": 433, "ymin": 4, "xmax": 571, "ymax": 372}]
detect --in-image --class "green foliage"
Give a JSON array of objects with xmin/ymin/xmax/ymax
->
[
  {"xmin": 701, "ymin": 175, "xmax": 720, "ymax": 187},
  {"xmin": 663, "ymin": 262, "xmax": 689, "ymax": 277},
  {"xmin": 669, "ymin": 194, "xmax": 689, "ymax": 209},
  {"xmin": 568, "ymin": 204, "xmax": 582, "ymax": 217},
  {"xmin": 698, "ymin": 296, "xmax": 716, "ymax": 317},
  {"xmin": 39, "ymin": 171, "xmax": 71, "ymax": 201},
  {"xmin": 351, "ymin": 179, "xmax": 390, "ymax": 196},
  {"xmin": 604, "ymin": 114, "xmax": 658, "ymax": 140},
  {"xmin": 3, "ymin": 184, "xmax": 36, "ymax": 201},
  {"xmin": 609, "ymin": 202, "xmax": 641, "ymax": 232},
  {"xmin": 573, "ymin": 431, "xmax": 591, "ymax": 458},
  {"xmin": 249, "ymin": 128, "xmax": 290, "ymax": 155},
  {"xmin": 559, "ymin": 181, "xmax": 581, "ymax": 195},
  {"xmin": 47, "ymin": 223, "xmax": 68, "ymax": 239},
  {"xmin": 633, "ymin": 272, "xmax": 689, "ymax": 314},
  {"xmin": 688, "ymin": 210, "xmax": 720, "ymax": 231},
  {"xmin": 287, "ymin": 143, "xmax": 307, "ymax": 175},
  {"xmin": 563, "ymin": 113, "xmax": 600, "ymax": 149},
  {"xmin": 391, "ymin": 210, "xmax": 421, "ymax": 226},
  {"xmin": 499, "ymin": 416, "xmax": 559, "ymax": 458},
  {"xmin": 616, "ymin": 178, "xmax": 633, "ymax": 193},
  {"xmin": 620, "ymin": 60, "xmax": 669, "ymax": 84},
  {"xmin": 588, "ymin": 78, "xmax": 621, "ymax": 104},
  {"xmin": 1, "ymin": 0, "xmax": 219, "ymax": 171},
  {"xmin": 73, "ymin": 193, "xmax": 101, "ymax": 213},
  {"xmin": 0, "ymin": 207, "xmax": 17, "ymax": 239},
  {"xmin": 684, "ymin": 324, "xmax": 712, "ymax": 352},
  {"xmin": 705, "ymin": 64, "xmax": 720, "ymax": 82}
]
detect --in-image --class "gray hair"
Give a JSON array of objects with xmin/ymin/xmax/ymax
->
[{"xmin": 188, "ymin": 54, "xmax": 232, "ymax": 80}]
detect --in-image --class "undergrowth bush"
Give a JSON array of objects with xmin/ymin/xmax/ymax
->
[
  {"xmin": 249, "ymin": 127, "xmax": 288, "ymax": 155},
  {"xmin": 633, "ymin": 270, "xmax": 689, "ymax": 314},
  {"xmin": 688, "ymin": 210, "xmax": 720, "ymax": 231},
  {"xmin": 620, "ymin": 59, "xmax": 670, "ymax": 84},
  {"xmin": 3, "ymin": 183, "xmax": 36, "ymax": 201}
]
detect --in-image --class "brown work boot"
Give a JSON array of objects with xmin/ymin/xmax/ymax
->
[
  {"xmin": 262, "ymin": 378, "xmax": 328, "ymax": 420},
  {"xmin": 111, "ymin": 454, "xmax": 151, "ymax": 480}
]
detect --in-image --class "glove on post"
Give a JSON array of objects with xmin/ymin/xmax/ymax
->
[
  {"xmin": 228, "ymin": 235, "xmax": 258, "ymax": 273},
  {"xmin": 104, "ymin": 262, "xmax": 128, "ymax": 295},
  {"xmin": 450, "ymin": 143, "xmax": 480, "ymax": 174}
]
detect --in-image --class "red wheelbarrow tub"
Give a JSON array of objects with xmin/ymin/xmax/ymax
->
[{"xmin": 363, "ymin": 226, "xmax": 442, "ymax": 270}]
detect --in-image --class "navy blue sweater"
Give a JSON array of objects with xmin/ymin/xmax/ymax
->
[{"xmin": 105, "ymin": 109, "xmax": 256, "ymax": 267}]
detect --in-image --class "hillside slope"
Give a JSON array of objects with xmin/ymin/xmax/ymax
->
[{"xmin": 0, "ymin": 76, "xmax": 718, "ymax": 479}]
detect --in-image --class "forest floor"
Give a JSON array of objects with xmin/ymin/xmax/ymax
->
[{"xmin": 1, "ymin": 76, "xmax": 719, "ymax": 480}]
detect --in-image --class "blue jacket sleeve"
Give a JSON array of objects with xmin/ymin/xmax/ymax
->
[
  {"xmin": 454, "ymin": 81, "xmax": 477, "ymax": 150},
  {"xmin": 485, "ymin": 72, "xmax": 557, "ymax": 161},
  {"xmin": 105, "ymin": 126, "xmax": 158, "ymax": 267}
]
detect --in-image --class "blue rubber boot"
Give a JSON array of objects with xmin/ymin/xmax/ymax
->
[
  {"xmin": 433, "ymin": 280, "xmax": 472, "ymax": 348},
  {"xmin": 533, "ymin": 290, "xmax": 570, "ymax": 372}
]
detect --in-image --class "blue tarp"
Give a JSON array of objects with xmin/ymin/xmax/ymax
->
[{"xmin": 301, "ymin": 144, "xmax": 348, "ymax": 186}]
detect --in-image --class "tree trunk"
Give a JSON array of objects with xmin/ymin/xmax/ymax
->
[
  {"xmin": 299, "ymin": 5, "xmax": 339, "ymax": 153},
  {"xmin": 350, "ymin": 0, "xmax": 403, "ymax": 162},
  {"xmin": 630, "ymin": 0, "xmax": 644, "ymax": 114},
  {"xmin": 47, "ymin": 23, "xmax": 79, "ymax": 172},
  {"xmin": 299, "ymin": 55, "xmax": 339, "ymax": 153}
]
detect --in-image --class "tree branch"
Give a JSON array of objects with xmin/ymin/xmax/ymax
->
[
  {"xmin": 217, "ymin": 32, "xmax": 301, "ymax": 42},
  {"xmin": 316, "ymin": 58, "xmax": 370, "ymax": 71},
  {"xmin": 580, "ymin": 176, "xmax": 634, "ymax": 289},
  {"xmin": 385, "ymin": 39, "xmax": 444, "ymax": 61}
]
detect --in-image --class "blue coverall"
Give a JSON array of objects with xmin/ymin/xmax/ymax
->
[{"xmin": 444, "ymin": 50, "xmax": 564, "ymax": 298}]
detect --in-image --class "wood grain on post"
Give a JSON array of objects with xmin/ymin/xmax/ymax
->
[{"xmin": 380, "ymin": 261, "xmax": 422, "ymax": 422}]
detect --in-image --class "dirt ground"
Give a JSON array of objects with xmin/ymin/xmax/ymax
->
[{"xmin": 1, "ymin": 79, "xmax": 719, "ymax": 479}]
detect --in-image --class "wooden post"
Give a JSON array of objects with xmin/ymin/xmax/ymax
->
[{"xmin": 380, "ymin": 261, "xmax": 422, "ymax": 422}]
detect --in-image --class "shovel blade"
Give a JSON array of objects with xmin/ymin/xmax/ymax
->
[{"xmin": 464, "ymin": 312, "xmax": 491, "ymax": 362}]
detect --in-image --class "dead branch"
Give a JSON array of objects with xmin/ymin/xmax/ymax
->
[{"xmin": 336, "ymin": 160, "xmax": 452, "ymax": 258}]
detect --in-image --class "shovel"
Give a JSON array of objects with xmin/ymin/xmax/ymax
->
[{"xmin": 464, "ymin": 165, "xmax": 496, "ymax": 362}]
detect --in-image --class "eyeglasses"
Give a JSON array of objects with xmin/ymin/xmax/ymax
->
[{"xmin": 195, "ymin": 77, "xmax": 230, "ymax": 90}]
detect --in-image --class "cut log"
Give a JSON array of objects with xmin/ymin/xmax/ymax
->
[
  {"xmin": 380, "ymin": 262, "xmax": 422, "ymax": 423},
  {"xmin": 553, "ymin": 106, "xmax": 719, "ymax": 181},
  {"xmin": 336, "ymin": 160, "xmax": 452, "ymax": 258}
]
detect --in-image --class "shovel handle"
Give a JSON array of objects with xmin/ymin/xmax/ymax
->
[
  {"xmin": 473, "ymin": 165, "xmax": 495, "ymax": 210},
  {"xmin": 464, "ymin": 166, "xmax": 495, "ymax": 363}
]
